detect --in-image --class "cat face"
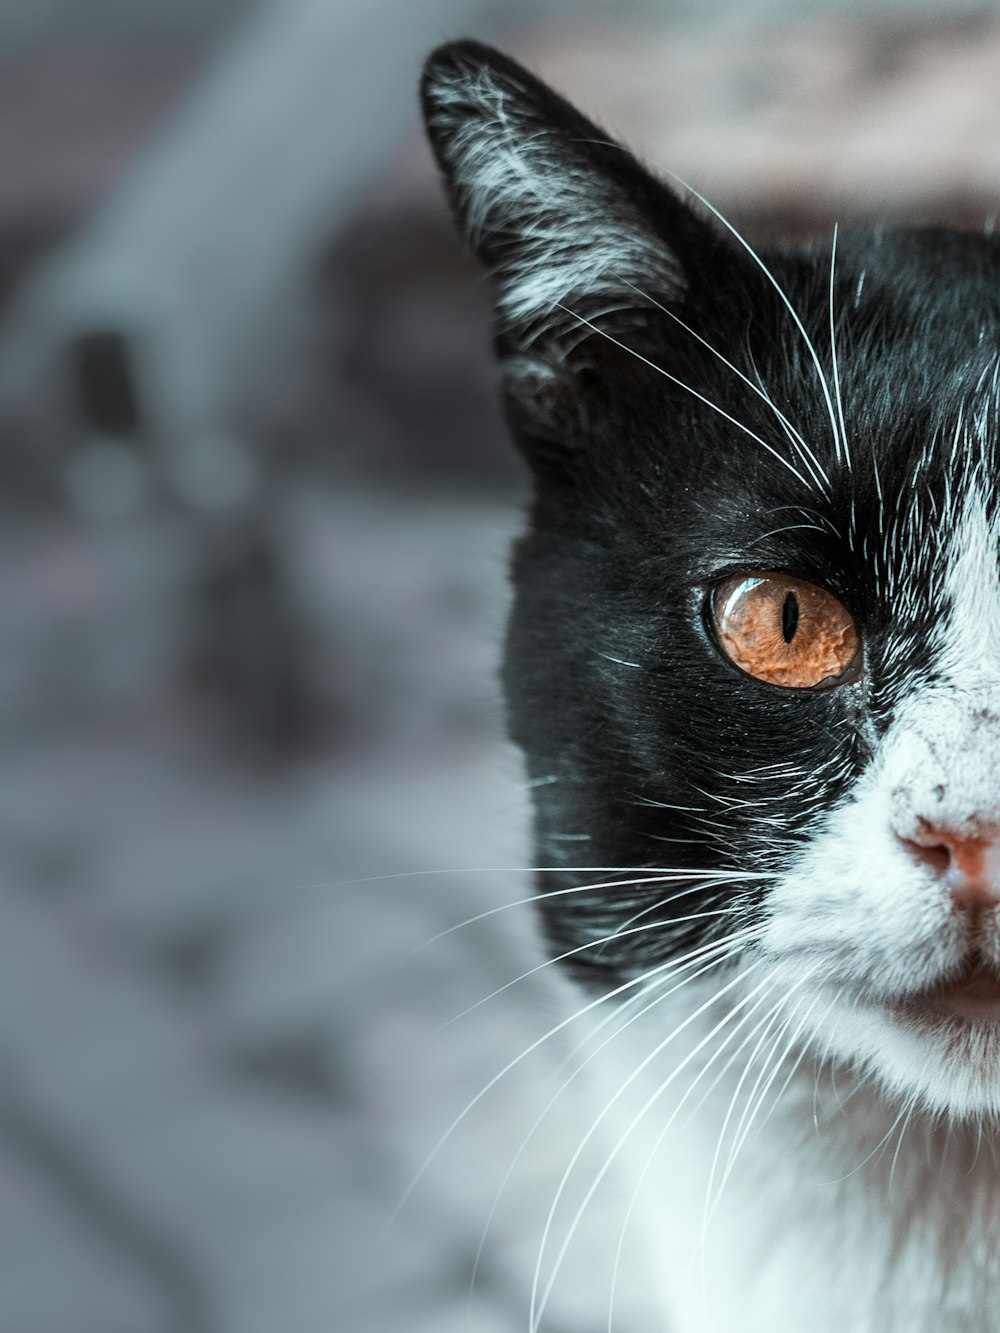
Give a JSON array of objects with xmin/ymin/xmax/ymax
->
[{"xmin": 421, "ymin": 41, "xmax": 1000, "ymax": 1119}]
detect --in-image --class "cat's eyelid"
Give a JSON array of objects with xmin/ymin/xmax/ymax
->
[
  {"xmin": 695, "ymin": 563, "xmax": 815, "ymax": 592},
  {"xmin": 696, "ymin": 563, "xmax": 855, "ymax": 610}
]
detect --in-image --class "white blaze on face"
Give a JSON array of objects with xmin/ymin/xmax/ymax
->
[
  {"xmin": 886, "ymin": 488, "xmax": 1000, "ymax": 847},
  {"xmin": 761, "ymin": 486, "xmax": 1000, "ymax": 1115},
  {"xmin": 933, "ymin": 485, "xmax": 1000, "ymax": 686}
]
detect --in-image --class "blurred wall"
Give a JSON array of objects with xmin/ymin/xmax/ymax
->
[{"xmin": 1, "ymin": 3, "xmax": 999, "ymax": 1332}]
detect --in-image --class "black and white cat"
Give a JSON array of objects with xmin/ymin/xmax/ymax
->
[{"xmin": 421, "ymin": 41, "xmax": 1000, "ymax": 1333}]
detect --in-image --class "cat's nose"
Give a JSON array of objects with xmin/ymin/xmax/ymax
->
[{"xmin": 901, "ymin": 819, "xmax": 1000, "ymax": 912}]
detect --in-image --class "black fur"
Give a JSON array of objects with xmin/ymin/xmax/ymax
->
[{"xmin": 420, "ymin": 41, "xmax": 1000, "ymax": 989}]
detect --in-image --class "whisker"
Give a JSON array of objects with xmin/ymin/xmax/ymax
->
[
  {"xmin": 389, "ymin": 924, "xmax": 762, "ymax": 1227},
  {"xmin": 828, "ymin": 222, "xmax": 852, "ymax": 471},
  {"xmin": 439, "ymin": 904, "xmax": 740, "ymax": 1033},
  {"xmin": 617, "ymin": 275, "xmax": 830, "ymax": 491},
  {"xmin": 705, "ymin": 985, "xmax": 822, "ymax": 1242},
  {"xmin": 661, "ymin": 170, "xmax": 845, "ymax": 465},
  {"xmin": 530, "ymin": 958, "xmax": 770, "ymax": 1333},
  {"xmin": 555, "ymin": 304, "xmax": 817, "ymax": 490},
  {"xmin": 466, "ymin": 938, "xmax": 749, "ymax": 1310},
  {"xmin": 761, "ymin": 994, "xmax": 839, "ymax": 1139},
  {"xmin": 722, "ymin": 986, "xmax": 820, "ymax": 1183},
  {"xmin": 888, "ymin": 1095, "xmax": 918, "ymax": 1197},
  {"xmin": 607, "ymin": 980, "xmax": 785, "ymax": 1333},
  {"xmin": 609, "ymin": 878, "xmax": 750, "ymax": 940},
  {"xmin": 698, "ymin": 987, "xmax": 800, "ymax": 1248},
  {"xmin": 828, "ymin": 1098, "xmax": 916, "ymax": 1185},
  {"xmin": 399, "ymin": 868, "xmax": 772, "ymax": 963}
]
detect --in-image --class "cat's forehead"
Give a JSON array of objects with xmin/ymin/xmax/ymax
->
[
  {"xmin": 761, "ymin": 228, "xmax": 1000, "ymax": 463},
  {"xmin": 692, "ymin": 241, "xmax": 1000, "ymax": 598}
]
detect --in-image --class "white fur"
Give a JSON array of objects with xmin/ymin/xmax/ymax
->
[
  {"xmin": 580, "ymin": 979, "xmax": 1000, "ymax": 1333},
  {"xmin": 564, "ymin": 484, "xmax": 1000, "ymax": 1331}
]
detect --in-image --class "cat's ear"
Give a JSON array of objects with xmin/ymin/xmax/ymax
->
[{"xmin": 420, "ymin": 41, "xmax": 727, "ymax": 467}]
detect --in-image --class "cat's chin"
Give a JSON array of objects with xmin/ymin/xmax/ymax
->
[
  {"xmin": 800, "ymin": 972, "xmax": 1000, "ymax": 1119},
  {"xmin": 868, "ymin": 974, "xmax": 1000, "ymax": 1118},
  {"xmin": 868, "ymin": 1021, "xmax": 1000, "ymax": 1119},
  {"xmin": 896, "ymin": 963, "xmax": 1000, "ymax": 1025}
]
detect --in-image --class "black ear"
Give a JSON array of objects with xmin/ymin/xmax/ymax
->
[
  {"xmin": 420, "ymin": 42, "xmax": 735, "ymax": 471},
  {"xmin": 420, "ymin": 41, "xmax": 724, "ymax": 348}
]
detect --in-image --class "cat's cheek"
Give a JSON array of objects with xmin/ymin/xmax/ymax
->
[
  {"xmin": 752, "ymin": 772, "xmax": 955, "ymax": 1092},
  {"xmin": 759, "ymin": 773, "xmax": 953, "ymax": 998},
  {"xmin": 756, "ymin": 739, "xmax": 1000, "ymax": 1116}
]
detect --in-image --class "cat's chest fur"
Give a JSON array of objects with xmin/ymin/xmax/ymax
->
[
  {"xmin": 420, "ymin": 39, "xmax": 1000, "ymax": 1333},
  {"xmin": 587, "ymin": 979, "xmax": 1000, "ymax": 1333}
]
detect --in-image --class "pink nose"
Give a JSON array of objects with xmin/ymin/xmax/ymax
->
[{"xmin": 903, "ymin": 820, "xmax": 1000, "ymax": 912}]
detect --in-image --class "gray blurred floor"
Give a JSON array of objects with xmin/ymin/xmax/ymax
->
[{"xmin": 0, "ymin": 489, "xmax": 657, "ymax": 1333}]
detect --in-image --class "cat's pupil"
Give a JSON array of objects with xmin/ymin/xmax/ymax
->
[{"xmin": 781, "ymin": 591, "xmax": 799, "ymax": 644}]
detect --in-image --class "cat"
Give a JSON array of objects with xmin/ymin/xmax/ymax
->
[{"xmin": 421, "ymin": 39, "xmax": 1000, "ymax": 1333}]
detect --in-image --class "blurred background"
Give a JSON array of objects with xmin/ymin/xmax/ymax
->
[{"xmin": 3, "ymin": 1, "xmax": 1000, "ymax": 1330}]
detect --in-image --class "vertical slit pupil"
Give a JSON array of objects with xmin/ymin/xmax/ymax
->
[{"xmin": 781, "ymin": 591, "xmax": 799, "ymax": 643}]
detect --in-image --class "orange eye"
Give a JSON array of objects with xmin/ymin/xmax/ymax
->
[{"xmin": 711, "ymin": 573, "xmax": 860, "ymax": 689}]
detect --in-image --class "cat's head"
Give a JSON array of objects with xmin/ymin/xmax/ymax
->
[{"xmin": 421, "ymin": 41, "xmax": 1000, "ymax": 1120}]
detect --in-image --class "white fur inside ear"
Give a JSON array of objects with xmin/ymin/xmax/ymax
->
[{"xmin": 426, "ymin": 61, "xmax": 683, "ymax": 339}]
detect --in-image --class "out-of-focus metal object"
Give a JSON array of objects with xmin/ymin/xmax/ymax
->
[
  {"xmin": 0, "ymin": 0, "xmax": 499, "ymax": 757},
  {"xmin": 0, "ymin": 0, "xmax": 493, "ymax": 509}
]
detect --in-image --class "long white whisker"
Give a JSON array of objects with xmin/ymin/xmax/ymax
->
[
  {"xmin": 310, "ymin": 863, "xmax": 755, "ymax": 892},
  {"xmin": 888, "ymin": 1095, "xmax": 918, "ymax": 1197},
  {"xmin": 706, "ymin": 986, "xmax": 822, "ymax": 1241},
  {"xmin": 722, "ymin": 986, "xmax": 819, "ymax": 1179},
  {"xmin": 530, "ymin": 960, "xmax": 771, "ymax": 1333},
  {"xmin": 555, "ymin": 304, "xmax": 816, "ymax": 490},
  {"xmin": 348, "ymin": 873, "xmax": 763, "ymax": 1101},
  {"xmin": 760, "ymin": 995, "xmax": 838, "ymax": 1140},
  {"xmin": 693, "ymin": 1000, "xmax": 806, "ymax": 1312},
  {"xmin": 661, "ymin": 170, "xmax": 844, "ymax": 465},
  {"xmin": 402, "ymin": 868, "xmax": 773, "ymax": 962},
  {"xmin": 828, "ymin": 222, "xmax": 851, "ymax": 470},
  {"xmin": 439, "ymin": 905, "xmax": 739, "ymax": 1033},
  {"xmin": 389, "ymin": 924, "xmax": 761, "ymax": 1226},
  {"xmin": 607, "ymin": 980, "xmax": 784, "ymax": 1333},
  {"xmin": 466, "ymin": 937, "xmax": 750, "ymax": 1309},
  {"xmin": 610, "ymin": 877, "xmax": 746, "ymax": 939},
  {"xmin": 618, "ymin": 276, "xmax": 830, "ymax": 491},
  {"xmin": 698, "ymin": 986, "xmax": 800, "ymax": 1250},
  {"xmin": 828, "ymin": 1097, "xmax": 916, "ymax": 1185},
  {"xmin": 743, "ymin": 339, "xmax": 831, "ymax": 489}
]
